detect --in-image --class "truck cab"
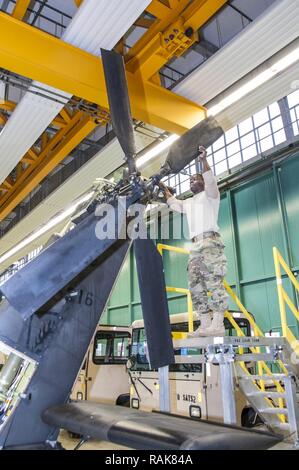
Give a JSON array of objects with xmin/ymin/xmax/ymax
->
[
  {"xmin": 128, "ymin": 311, "xmax": 253, "ymax": 426},
  {"xmin": 71, "ymin": 311, "xmax": 256, "ymax": 427},
  {"xmin": 71, "ymin": 325, "xmax": 131, "ymax": 407}
]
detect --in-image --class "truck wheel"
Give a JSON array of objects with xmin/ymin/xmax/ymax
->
[
  {"xmin": 241, "ymin": 407, "xmax": 263, "ymax": 428},
  {"xmin": 116, "ymin": 394, "xmax": 130, "ymax": 407}
]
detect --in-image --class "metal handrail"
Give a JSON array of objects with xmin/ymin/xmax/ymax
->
[
  {"xmin": 165, "ymin": 287, "xmax": 194, "ymax": 333},
  {"xmin": 158, "ymin": 242, "xmax": 289, "ymax": 421},
  {"xmin": 273, "ymin": 246, "xmax": 299, "ymax": 355},
  {"xmin": 157, "ymin": 244, "xmax": 194, "ymax": 333},
  {"xmin": 158, "ymin": 242, "xmax": 266, "ymax": 335}
]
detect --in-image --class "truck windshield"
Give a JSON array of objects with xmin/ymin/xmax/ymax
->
[{"xmin": 93, "ymin": 331, "xmax": 130, "ymax": 364}]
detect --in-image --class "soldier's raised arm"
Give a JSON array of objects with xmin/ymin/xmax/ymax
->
[{"xmin": 199, "ymin": 146, "xmax": 219, "ymax": 199}]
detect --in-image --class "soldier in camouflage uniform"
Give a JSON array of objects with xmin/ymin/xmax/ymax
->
[
  {"xmin": 188, "ymin": 236, "xmax": 228, "ymax": 335},
  {"xmin": 162, "ymin": 146, "xmax": 228, "ymax": 337}
]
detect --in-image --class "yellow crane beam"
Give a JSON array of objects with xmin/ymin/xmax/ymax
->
[
  {"xmin": 0, "ymin": 13, "xmax": 205, "ymax": 135},
  {"xmin": 184, "ymin": 0, "xmax": 227, "ymax": 30},
  {"xmin": 0, "ymin": 112, "xmax": 7, "ymax": 126},
  {"xmin": 11, "ymin": 0, "xmax": 31, "ymax": 20},
  {"xmin": 128, "ymin": 0, "xmax": 191, "ymax": 63},
  {"xmin": 0, "ymin": 99, "xmax": 16, "ymax": 112},
  {"xmin": 146, "ymin": 0, "xmax": 172, "ymax": 19},
  {"xmin": 134, "ymin": 17, "xmax": 155, "ymax": 29}
]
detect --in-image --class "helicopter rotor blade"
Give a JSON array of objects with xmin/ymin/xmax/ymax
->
[
  {"xmin": 101, "ymin": 49, "xmax": 136, "ymax": 174},
  {"xmin": 134, "ymin": 236, "xmax": 174, "ymax": 369},
  {"xmin": 160, "ymin": 116, "xmax": 223, "ymax": 177}
]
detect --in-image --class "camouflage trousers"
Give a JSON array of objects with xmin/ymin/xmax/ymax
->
[{"xmin": 188, "ymin": 236, "xmax": 228, "ymax": 317}]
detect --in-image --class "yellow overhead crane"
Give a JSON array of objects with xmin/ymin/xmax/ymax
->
[
  {"xmin": 126, "ymin": 0, "xmax": 226, "ymax": 83},
  {"xmin": 0, "ymin": 0, "xmax": 227, "ymax": 222},
  {"xmin": 0, "ymin": 12, "xmax": 206, "ymax": 133},
  {"xmin": 11, "ymin": 0, "xmax": 31, "ymax": 21}
]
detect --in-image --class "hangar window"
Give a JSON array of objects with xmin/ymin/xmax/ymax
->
[
  {"xmin": 290, "ymin": 108, "xmax": 299, "ymax": 136},
  {"xmin": 242, "ymin": 144, "xmax": 257, "ymax": 162},
  {"xmin": 254, "ymin": 108, "xmax": 269, "ymax": 127},
  {"xmin": 288, "ymin": 89, "xmax": 299, "ymax": 136},
  {"xmin": 93, "ymin": 331, "xmax": 131, "ymax": 365},
  {"xmin": 269, "ymin": 102, "xmax": 281, "ymax": 119},
  {"xmin": 215, "ymin": 159, "xmax": 229, "ymax": 176},
  {"xmin": 288, "ymin": 89, "xmax": 299, "ymax": 108},
  {"xmin": 162, "ymin": 93, "xmax": 295, "ymax": 196},
  {"xmin": 239, "ymin": 117, "xmax": 253, "ymax": 136},
  {"xmin": 225, "ymin": 127, "xmax": 239, "ymax": 143}
]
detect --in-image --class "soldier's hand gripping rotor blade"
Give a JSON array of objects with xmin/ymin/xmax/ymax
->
[{"xmin": 159, "ymin": 116, "xmax": 223, "ymax": 179}]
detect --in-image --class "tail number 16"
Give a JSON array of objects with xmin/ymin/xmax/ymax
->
[{"xmin": 77, "ymin": 289, "xmax": 94, "ymax": 307}]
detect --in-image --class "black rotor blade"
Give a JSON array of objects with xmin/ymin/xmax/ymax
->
[
  {"xmin": 162, "ymin": 116, "xmax": 223, "ymax": 176},
  {"xmin": 134, "ymin": 237, "xmax": 174, "ymax": 369},
  {"xmin": 101, "ymin": 49, "xmax": 136, "ymax": 173}
]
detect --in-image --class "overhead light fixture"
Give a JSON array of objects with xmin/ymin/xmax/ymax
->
[
  {"xmin": 208, "ymin": 46, "xmax": 299, "ymax": 117},
  {"xmin": 136, "ymin": 134, "xmax": 179, "ymax": 168},
  {"xmin": 0, "ymin": 191, "xmax": 94, "ymax": 266}
]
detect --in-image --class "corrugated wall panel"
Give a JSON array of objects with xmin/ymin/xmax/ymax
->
[
  {"xmin": 63, "ymin": 0, "xmax": 151, "ymax": 55},
  {"xmin": 233, "ymin": 174, "xmax": 286, "ymax": 282},
  {"xmin": 0, "ymin": 87, "xmax": 70, "ymax": 184},
  {"xmin": 218, "ymin": 193, "xmax": 236, "ymax": 286},
  {"xmin": 278, "ymin": 156, "xmax": 299, "ymax": 267}
]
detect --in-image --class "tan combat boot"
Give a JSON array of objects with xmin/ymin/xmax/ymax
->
[
  {"xmin": 187, "ymin": 313, "xmax": 212, "ymax": 338},
  {"xmin": 198, "ymin": 312, "xmax": 225, "ymax": 337}
]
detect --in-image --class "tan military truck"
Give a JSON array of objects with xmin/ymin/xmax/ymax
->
[
  {"xmin": 128, "ymin": 312, "xmax": 255, "ymax": 426},
  {"xmin": 71, "ymin": 311, "xmax": 258, "ymax": 427}
]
